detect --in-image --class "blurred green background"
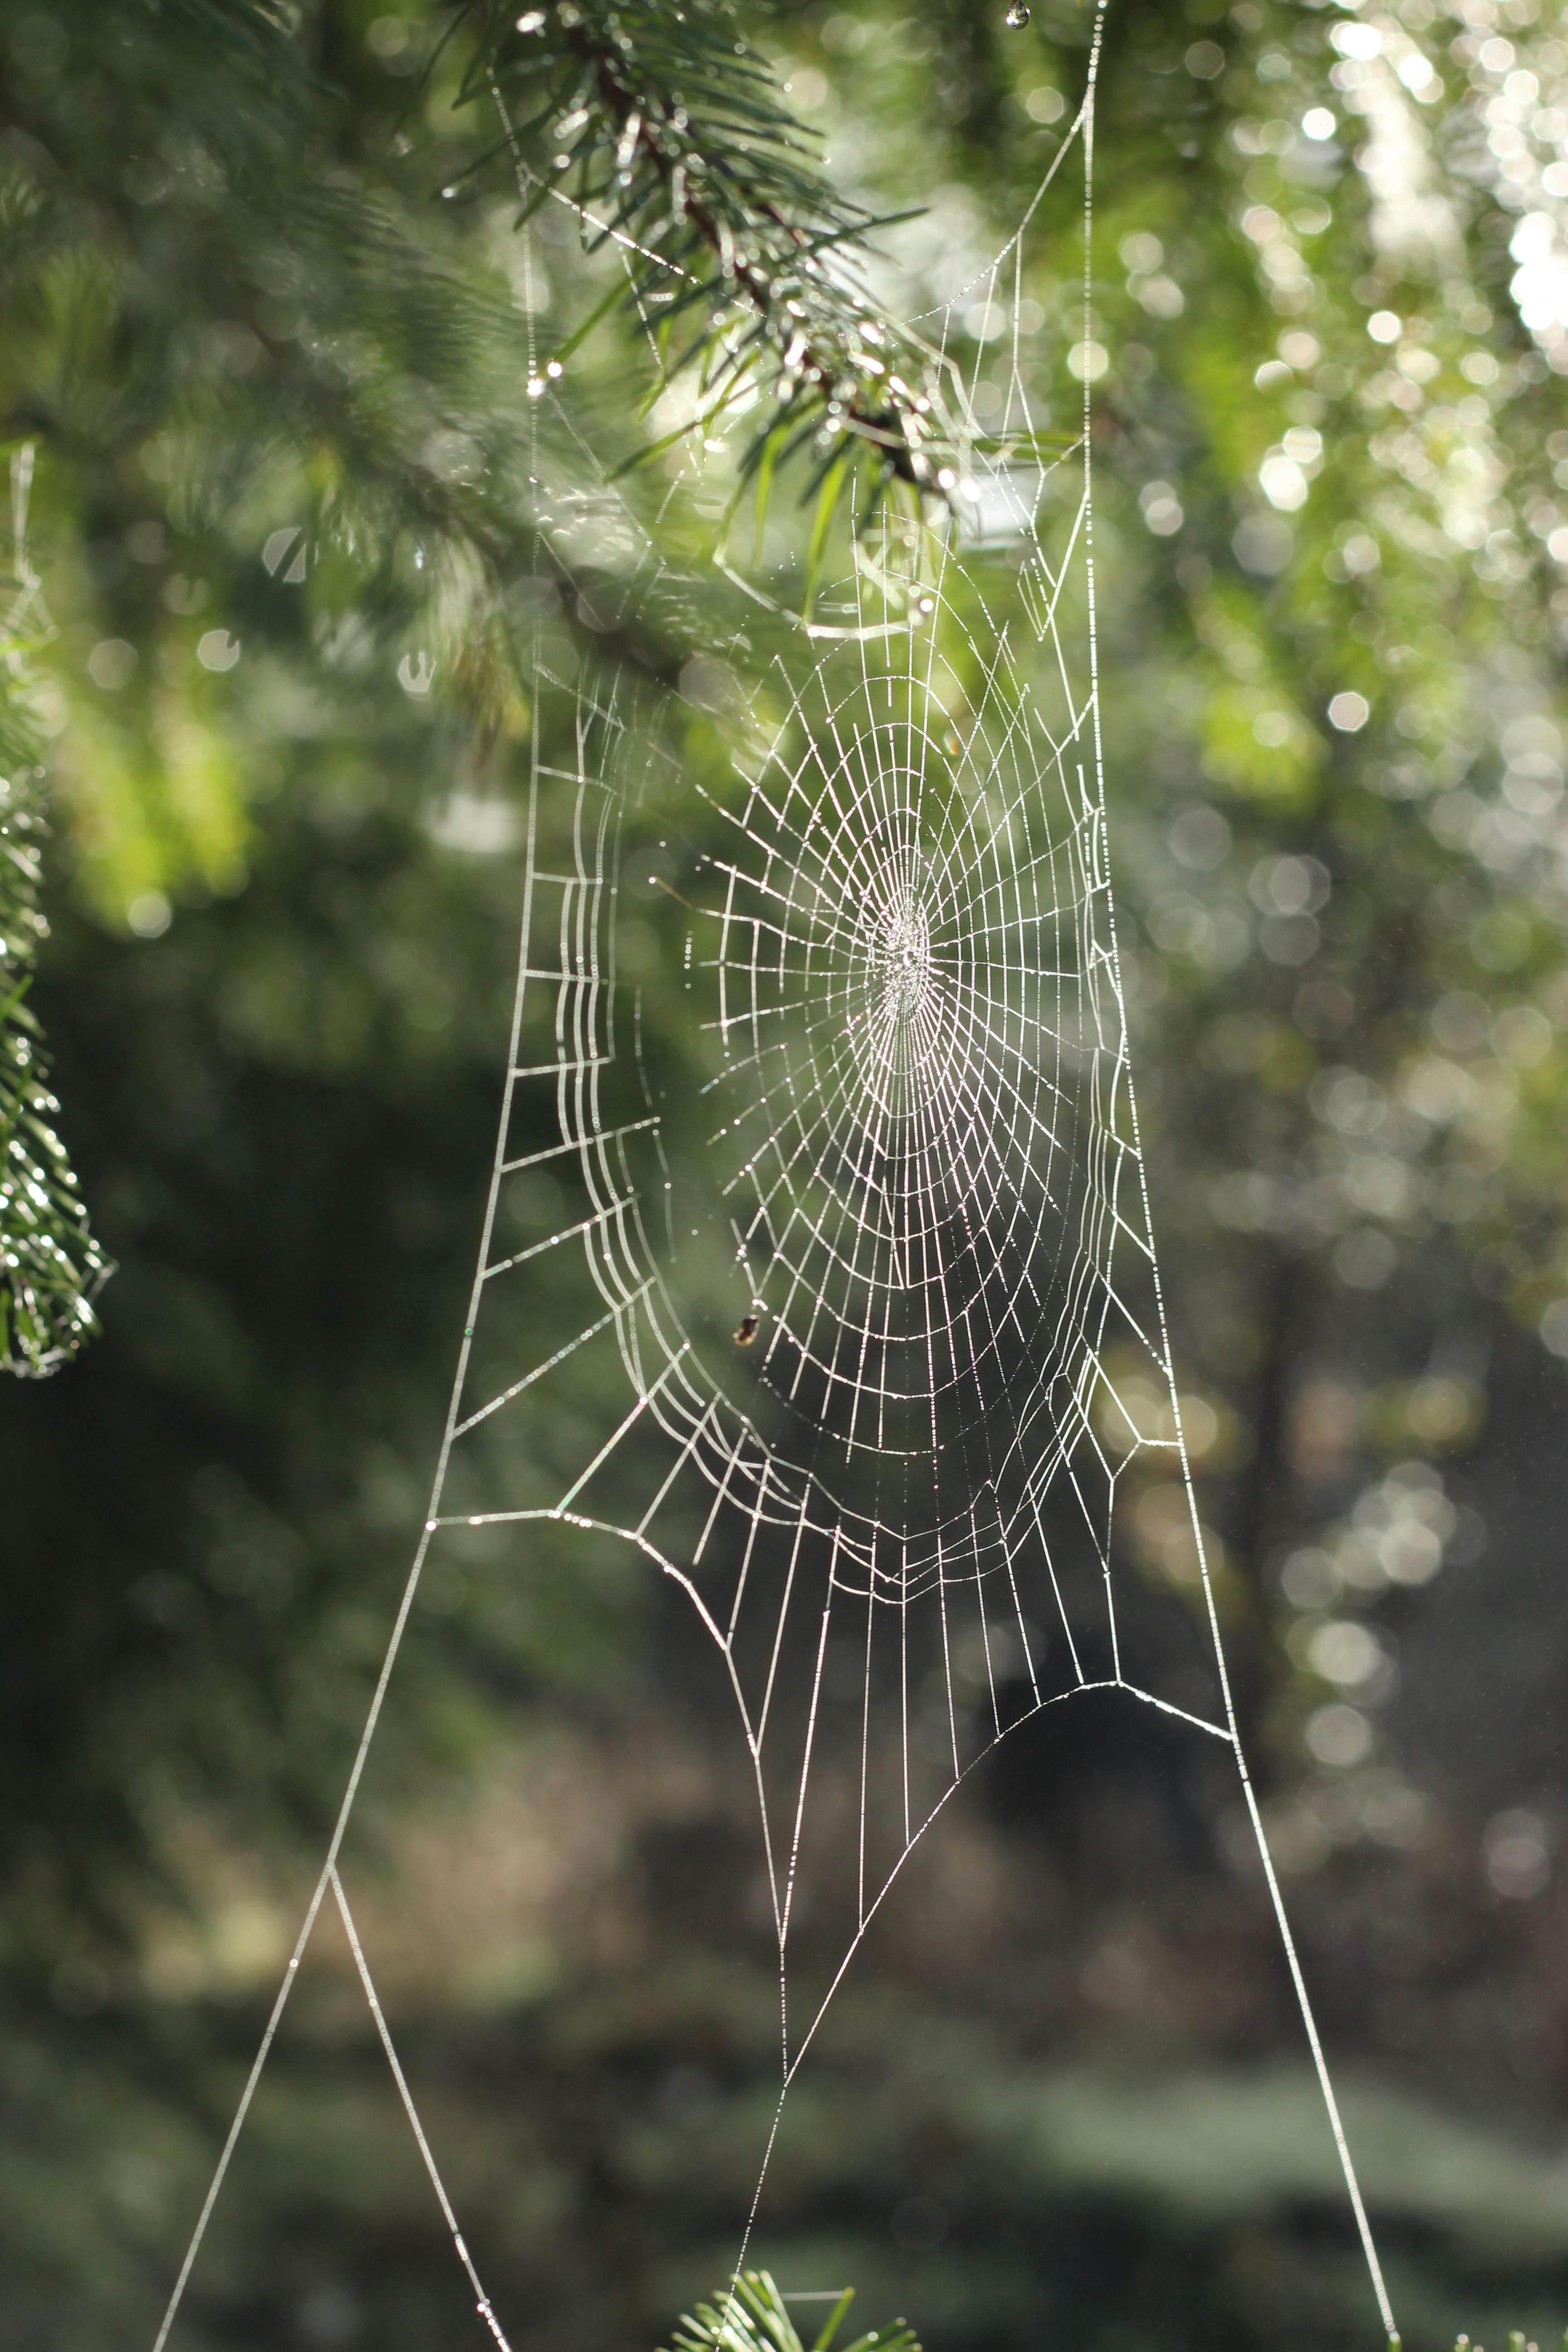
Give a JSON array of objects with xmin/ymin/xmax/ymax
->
[{"xmin": 5, "ymin": 0, "xmax": 1568, "ymax": 2346}]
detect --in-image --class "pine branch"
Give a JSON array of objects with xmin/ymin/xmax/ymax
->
[
  {"xmin": 660, "ymin": 2271, "xmax": 920, "ymax": 2352},
  {"xmin": 0, "ymin": 448, "xmax": 111, "ymax": 1378},
  {"xmin": 453, "ymin": 0, "xmax": 963, "ymax": 532},
  {"xmin": 1, "ymin": 3, "xmax": 704, "ymax": 707}
]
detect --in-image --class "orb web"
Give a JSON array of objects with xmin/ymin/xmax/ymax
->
[
  {"xmin": 696, "ymin": 624, "xmax": 1106, "ymax": 1471},
  {"xmin": 149, "ymin": 23, "xmax": 1397, "ymax": 2352}
]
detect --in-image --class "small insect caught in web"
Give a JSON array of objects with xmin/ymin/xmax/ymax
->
[{"xmin": 734, "ymin": 1313, "xmax": 760, "ymax": 1346}]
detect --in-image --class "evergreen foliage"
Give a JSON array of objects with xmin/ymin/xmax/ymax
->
[
  {"xmin": 660, "ymin": 2274, "xmax": 919, "ymax": 2352},
  {"xmin": 454, "ymin": 0, "xmax": 964, "ymax": 534},
  {"xmin": 0, "ymin": 446, "xmax": 109, "ymax": 1374}
]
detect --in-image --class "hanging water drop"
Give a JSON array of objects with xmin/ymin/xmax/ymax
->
[{"xmin": 1005, "ymin": 1, "xmax": 1030, "ymax": 23}]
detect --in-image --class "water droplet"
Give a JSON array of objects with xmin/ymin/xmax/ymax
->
[
  {"xmin": 1005, "ymin": 1, "xmax": 1030, "ymax": 22},
  {"xmin": 441, "ymin": 184, "xmax": 458, "ymax": 200}
]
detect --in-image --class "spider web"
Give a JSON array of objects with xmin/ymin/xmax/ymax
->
[{"xmin": 151, "ymin": 24, "xmax": 1396, "ymax": 2351}]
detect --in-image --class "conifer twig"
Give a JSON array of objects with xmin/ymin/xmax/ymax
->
[
  {"xmin": 453, "ymin": 0, "xmax": 962, "ymax": 536},
  {"xmin": 0, "ymin": 446, "xmax": 112, "ymax": 1377},
  {"xmin": 659, "ymin": 2270, "xmax": 919, "ymax": 2352}
]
